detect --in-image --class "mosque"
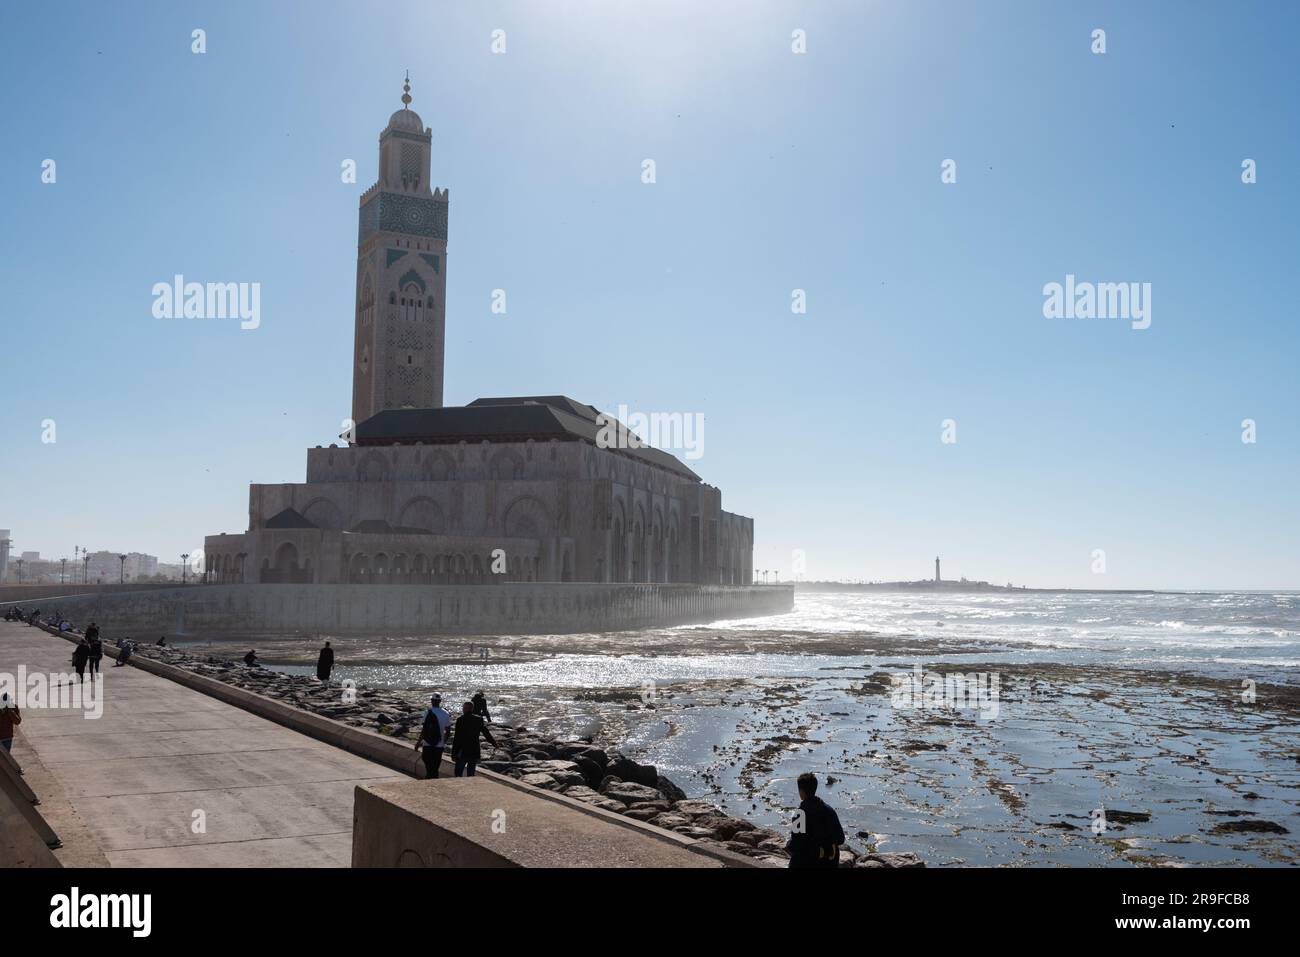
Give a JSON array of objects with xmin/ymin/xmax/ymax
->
[{"xmin": 204, "ymin": 78, "xmax": 754, "ymax": 589}]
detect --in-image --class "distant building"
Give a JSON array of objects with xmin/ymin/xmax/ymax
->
[
  {"xmin": 82, "ymin": 550, "xmax": 161, "ymax": 583},
  {"xmin": 0, "ymin": 530, "xmax": 9, "ymax": 582}
]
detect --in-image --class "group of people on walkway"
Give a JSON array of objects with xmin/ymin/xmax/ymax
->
[
  {"xmin": 414, "ymin": 689, "xmax": 495, "ymax": 779},
  {"xmin": 3, "ymin": 606, "xmax": 42, "ymax": 624},
  {"xmin": 69, "ymin": 622, "xmax": 104, "ymax": 681}
]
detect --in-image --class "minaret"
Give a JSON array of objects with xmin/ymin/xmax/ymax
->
[
  {"xmin": 935, "ymin": 556, "xmax": 940, "ymax": 583},
  {"xmin": 351, "ymin": 73, "xmax": 450, "ymax": 428}
]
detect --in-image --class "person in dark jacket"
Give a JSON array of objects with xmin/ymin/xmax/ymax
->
[
  {"xmin": 71, "ymin": 639, "xmax": 91, "ymax": 683},
  {"xmin": 786, "ymin": 772, "xmax": 846, "ymax": 868},
  {"xmin": 315, "ymin": 641, "xmax": 335, "ymax": 683},
  {"xmin": 87, "ymin": 631, "xmax": 103, "ymax": 678},
  {"xmin": 414, "ymin": 693, "xmax": 452, "ymax": 779},
  {"xmin": 243, "ymin": 649, "xmax": 258, "ymax": 667},
  {"xmin": 0, "ymin": 694, "xmax": 21, "ymax": 753},
  {"xmin": 471, "ymin": 690, "xmax": 491, "ymax": 723},
  {"xmin": 450, "ymin": 701, "xmax": 498, "ymax": 777}
]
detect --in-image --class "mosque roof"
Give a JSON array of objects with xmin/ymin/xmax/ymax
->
[
  {"xmin": 354, "ymin": 396, "xmax": 701, "ymax": 481},
  {"xmin": 386, "ymin": 107, "xmax": 425, "ymax": 133},
  {"xmin": 264, "ymin": 508, "xmax": 318, "ymax": 529}
]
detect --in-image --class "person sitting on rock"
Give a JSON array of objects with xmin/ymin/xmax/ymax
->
[
  {"xmin": 243, "ymin": 649, "xmax": 258, "ymax": 667},
  {"xmin": 786, "ymin": 772, "xmax": 845, "ymax": 868},
  {"xmin": 471, "ymin": 689, "xmax": 492, "ymax": 723},
  {"xmin": 114, "ymin": 638, "xmax": 136, "ymax": 666},
  {"xmin": 450, "ymin": 700, "xmax": 498, "ymax": 778}
]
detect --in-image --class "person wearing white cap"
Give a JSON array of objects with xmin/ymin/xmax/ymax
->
[{"xmin": 415, "ymin": 693, "xmax": 452, "ymax": 778}]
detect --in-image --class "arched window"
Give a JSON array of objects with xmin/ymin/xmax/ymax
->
[{"xmin": 402, "ymin": 283, "xmax": 422, "ymax": 322}]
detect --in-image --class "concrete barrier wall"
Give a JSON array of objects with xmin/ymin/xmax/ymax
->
[
  {"xmin": 17, "ymin": 582, "xmax": 793, "ymax": 637},
  {"xmin": 0, "ymin": 583, "xmax": 179, "ymax": 605},
  {"xmin": 352, "ymin": 778, "xmax": 749, "ymax": 868}
]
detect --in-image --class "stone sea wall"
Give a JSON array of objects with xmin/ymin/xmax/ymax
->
[{"xmin": 26, "ymin": 582, "xmax": 793, "ymax": 637}]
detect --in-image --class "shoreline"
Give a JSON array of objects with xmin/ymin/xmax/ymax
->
[{"xmin": 114, "ymin": 638, "xmax": 922, "ymax": 868}]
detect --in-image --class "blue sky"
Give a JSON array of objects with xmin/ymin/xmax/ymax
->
[{"xmin": 1, "ymin": 0, "xmax": 1296, "ymax": 589}]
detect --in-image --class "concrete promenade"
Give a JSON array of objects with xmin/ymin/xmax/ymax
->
[{"xmin": 1, "ymin": 620, "xmax": 404, "ymax": 866}]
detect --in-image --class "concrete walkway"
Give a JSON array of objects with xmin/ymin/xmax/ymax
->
[{"xmin": 1, "ymin": 621, "xmax": 404, "ymax": 866}]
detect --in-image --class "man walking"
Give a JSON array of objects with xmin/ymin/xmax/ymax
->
[
  {"xmin": 315, "ymin": 641, "xmax": 335, "ymax": 684},
  {"xmin": 450, "ymin": 700, "xmax": 498, "ymax": 777},
  {"xmin": 414, "ymin": 693, "xmax": 452, "ymax": 779},
  {"xmin": 88, "ymin": 630, "xmax": 103, "ymax": 679},
  {"xmin": 786, "ymin": 772, "xmax": 846, "ymax": 868},
  {"xmin": 72, "ymin": 638, "xmax": 90, "ymax": 684},
  {"xmin": 471, "ymin": 689, "xmax": 492, "ymax": 723}
]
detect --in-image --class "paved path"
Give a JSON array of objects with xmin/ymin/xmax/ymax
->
[{"xmin": 1, "ymin": 621, "xmax": 404, "ymax": 866}]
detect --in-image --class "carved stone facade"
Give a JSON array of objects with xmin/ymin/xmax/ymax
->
[{"xmin": 205, "ymin": 421, "xmax": 752, "ymax": 587}]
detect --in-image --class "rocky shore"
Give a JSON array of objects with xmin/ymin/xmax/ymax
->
[{"xmin": 121, "ymin": 641, "xmax": 922, "ymax": 868}]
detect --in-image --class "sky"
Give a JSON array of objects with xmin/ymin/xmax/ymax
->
[{"xmin": 1, "ymin": 0, "xmax": 1297, "ymax": 590}]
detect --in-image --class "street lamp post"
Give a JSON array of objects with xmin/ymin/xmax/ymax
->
[
  {"xmin": 82, "ymin": 555, "xmax": 90, "ymax": 584},
  {"xmin": 119, "ymin": 554, "xmax": 127, "ymax": 584},
  {"xmin": 181, "ymin": 554, "xmax": 189, "ymax": 586},
  {"xmin": 60, "ymin": 558, "xmax": 67, "ymax": 584}
]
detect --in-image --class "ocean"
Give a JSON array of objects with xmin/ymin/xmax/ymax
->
[{"xmin": 256, "ymin": 590, "xmax": 1300, "ymax": 866}]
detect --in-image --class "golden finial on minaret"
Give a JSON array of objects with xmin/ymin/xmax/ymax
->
[{"xmin": 401, "ymin": 71, "xmax": 412, "ymax": 108}]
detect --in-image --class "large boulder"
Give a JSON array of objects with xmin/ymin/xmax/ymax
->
[
  {"xmin": 854, "ymin": 852, "xmax": 925, "ymax": 868},
  {"xmin": 693, "ymin": 814, "xmax": 754, "ymax": 841},
  {"xmin": 557, "ymin": 744, "xmax": 608, "ymax": 767},
  {"xmin": 560, "ymin": 785, "xmax": 602, "ymax": 804},
  {"xmin": 600, "ymin": 781, "xmax": 665, "ymax": 805},
  {"xmin": 622, "ymin": 807, "xmax": 661, "ymax": 822},
  {"xmin": 626, "ymin": 800, "xmax": 671, "ymax": 814},
  {"xmin": 676, "ymin": 825, "xmax": 720, "ymax": 840},
  {"xmin": 607, "ymin": 756, "xmax": 659, "ymax": 789},
  {"xmin": 573, "ymin": 756, "xmax": 606, "ymax": 790},
  {"xmin": 515, "ymin": 759, "xmax": 584, "ymax": 777},
  {"xmin": 671, "ymin": 800, "xmax": 721, "ymax": 818},
  {"xmin": 649, "ymin": 813, "xmax": 693, "ymax": 830},
  {"xmin": 656, "ymin": 774, "xmax": 688, "ymax": 802},
  {"xmin": 519, "ymin": 772, "xmax": 559, "ymax": 790}
]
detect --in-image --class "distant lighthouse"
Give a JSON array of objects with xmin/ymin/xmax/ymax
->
[{"xmin": 935, "ymin": 556, "xmax": 941, "ymax": 583}]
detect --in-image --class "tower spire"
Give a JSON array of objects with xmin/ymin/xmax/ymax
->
[{"xmin": 401, "ymin": 71, "xmax": 412, "ymax": 108}]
